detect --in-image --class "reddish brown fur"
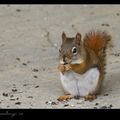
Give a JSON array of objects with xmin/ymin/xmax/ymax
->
[
  {"xmin": 84, "ymin": 31, "xmax": 111, "ymax": 55},
  {"xmin": 83, "ymin": 31, "xmax": 111, "ymax": 74}
]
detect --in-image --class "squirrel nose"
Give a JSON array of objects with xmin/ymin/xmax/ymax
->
[
  {"xmin": 63, "ymin": 57, "xmax": 68, "ymax": 65},
  {"xmin": 63, "ymin": 57, "xmax": 71, "ymax": 65}
]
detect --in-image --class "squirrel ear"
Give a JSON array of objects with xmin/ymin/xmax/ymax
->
[
  {"xmin": 62, "ymin": 32, "xmax": 66, "ymax": 43},
  {"xmin": 75, "ymin": 33, "xmax": 81, "ymax": 45}
]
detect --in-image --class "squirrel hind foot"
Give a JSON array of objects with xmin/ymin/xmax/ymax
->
[
  {"xmin": 57, "ymin": 95, "xmax": 73, "ymax": 101},
  {"xmin": 84, "ymin": 95, "xmax": 97, "ymax": 101}
]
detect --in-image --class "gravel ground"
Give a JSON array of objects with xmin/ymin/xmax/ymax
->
[{"xmin": 0, "ymin": 5, "xmax": 120, "ymax": 108}]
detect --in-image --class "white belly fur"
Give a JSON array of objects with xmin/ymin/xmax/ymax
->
[{"xmin": 60, "ymin": 68, "xmax": 100, "ymax": 96}]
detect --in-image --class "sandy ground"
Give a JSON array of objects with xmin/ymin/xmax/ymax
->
[{"xmin": 0, "ymin": 5, "xmax": 120, "ymax": 108}]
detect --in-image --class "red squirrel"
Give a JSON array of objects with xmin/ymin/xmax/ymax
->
[{"xmin": 57, "ymin": 30, "xmax": 111, "ymax": 101}]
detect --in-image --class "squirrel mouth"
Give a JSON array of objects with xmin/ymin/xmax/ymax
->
[{"xmin": 60, "ymin": 60, "xmax": 72, "ymax": 65}]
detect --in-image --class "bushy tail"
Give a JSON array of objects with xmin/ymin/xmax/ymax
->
[{"xmin": 83, "ymin": 30, "xmax": 111, "ymax": 77}]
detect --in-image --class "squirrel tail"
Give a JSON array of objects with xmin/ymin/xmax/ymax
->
[
  {"xmin": 83, "ymin": 30, "xmax": 111, "ymax": 76},
  {"xmin": 83, "ymin": 30, "xmax": 111, "ymax": 55}
]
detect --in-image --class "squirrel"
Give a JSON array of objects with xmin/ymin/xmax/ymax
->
[{"xmin": 57, "ymin": 30, "xmax": 111, "ymax": 101}]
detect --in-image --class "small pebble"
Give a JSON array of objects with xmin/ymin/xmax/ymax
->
[
  {"xmin": 104, "ymin": 94, "xmax": 109, "ymax": 96},
  {"xmin": 114, "ymin": 53, "xmax": 120, "ymax": 56},
  {"xmin": 46, "ymin": 100, "xmax": 59, "ymax": 105},
  {"xmin": 45, "ymin": 101, "xmax": 52, "ymax": 105},
  {"xmin": 23, "ymin": 84, "xmax": 28, "ymax": 86},
  {"xmin": 70, "ymin": 104, "xmax": 75, "ymax": 107},
  {"xmin": 54, "ymin": 43, "xmax": 57, "ymax": 47},
  {"xmin": 104, "ymin": 94, "xmax": 108, "ymax": 96}
]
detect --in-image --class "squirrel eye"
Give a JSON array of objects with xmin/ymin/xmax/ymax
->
[{"xmin": 72, "ymin": 47, "xmax": 77, "ymax": 55}]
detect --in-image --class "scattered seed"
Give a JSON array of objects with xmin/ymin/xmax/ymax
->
[
  {"xmin": 15, "ymin": 102, "xmax": 21, "ymax": 105},
  {"xmin": 46, "ymin": 100, "xmax": 59, "ymax": 105},
  {"xmin": 28, "ymin": 96, "xmax": 33, "ymax": 98},
  {"xmin": 104, "ymin": 94, "xmax": 109, "ymax": 96},
  {"xmin": 22, "ymin": 63, "xmax": 27, "ymax": 66},
  {"xmin": 16, "ymin": 98, "xmax": 19, "ymax": 100},
  {"xmin": 16, "ymin": 58, "xmax": 20, "ymax": 61},
  {"xmin": 10, "ymin": 99, "xmax": 15, "ymax": 101},
  {"xmin": 33, "ymin": 76, "xmax": 38, "ymax": 78},
  {"xmin": 27, "ymin": 61, "xmax": 31, "ymax": 63},
  {"xmin": 64, "ymin": 104, "xmax": 69, "ymax": 107},
  {"xmin": 101, "ymin": 23, "xmax": 110, "ymax": 27},
  {"xmin": 10, "ymin": 95, "xmax": 14, "ymax": 98},
  {"xmin": 100, "ymin": 106, "xmax": 107, "ymax": 109},
  {"xmin": 16, "ymin": 9, "xmax": 21, "ymax": 12},
  {"xmin": 51, "ymin": 101, "xmax": 59, "ymax": 105},
  {"xmin": 35, "ymin": 85, "xmax": 39, "ymax": 88},
  {"xmin": 32, "ymin": 69, "xmax": 39, "ymax": 72},
  {"xmin": 12, "ymin": 89, "xmax": 18, "ymax": 92},
  {"xmin": 114, "ymin": 53, "xmax": 120, "ymax": 56},
  {"xmin": 2, "ymin": 93, "xmax": 8, "ymax": 97},
  {"xmin": 71, "ymin": 24, "xmax": 74, "ymax": 28},
  {"xmin": 116, "ymin": 13, "xmax": 120, "ymax": 16},
  {"xmin": 23, "ymin": 84, "xmax": 28, "ymax": 86},
  {"xmin": 42, "ymin": 67, "xmax": 46, "ymax": 71},
  {"xmin": 109, "ymin": 104, "xmax": 113, "ymax": 108},
  {"xmin": 95, "ymin": 103, "xmax": 99, "ymax": 106}
]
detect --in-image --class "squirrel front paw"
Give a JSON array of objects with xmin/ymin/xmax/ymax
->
[
  {"xmin": 58, "ymin": 64, "xmax": 71, "ymax": 73},
  {"xmin": 58, "ymin": 64, "xmax": 65, "ymax": 73},
  {"xmin": 64, "ymin": 64, "xmax": 71, "ymax": 71}
]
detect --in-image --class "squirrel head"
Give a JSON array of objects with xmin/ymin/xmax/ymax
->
[{"xmin": 59, "ymin": 32, "xmax": 85, "ymax": 65}]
